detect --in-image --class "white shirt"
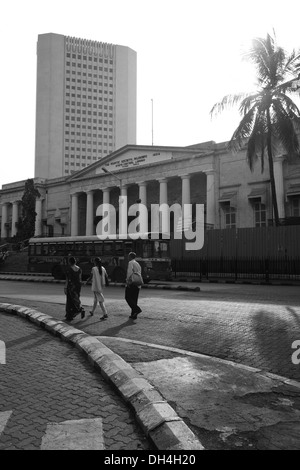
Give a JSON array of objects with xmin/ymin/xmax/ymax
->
[
  {"xmin": 91, "ymin": 266, "xmax": 107, "ymax": 293},
  {"xmin": 126, "ymin": 259, "xmax": 142, "ymax": 281}
]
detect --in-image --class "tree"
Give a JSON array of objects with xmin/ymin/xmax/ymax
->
[
  {"xmin": 210, "ymin": 32, "xmax": 300, "ymax": 226},
  {"xmin": 18, "ymin": 179, "xmax": 40, "ymax": 240}
]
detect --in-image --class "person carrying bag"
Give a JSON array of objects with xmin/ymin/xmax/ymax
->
[
  {"xmin": 128, "ymin": 271, "xmax": 144, "ymax": 287},
  {"xmin": 125, "ymin": 252, "xmax": 143, "ymax": 319}
]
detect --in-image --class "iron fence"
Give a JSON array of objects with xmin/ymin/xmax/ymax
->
[{"xmin": 171, "ymin": 257, "xmax": 300, "ymax": 282}]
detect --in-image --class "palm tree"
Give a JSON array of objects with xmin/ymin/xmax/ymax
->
[{"xmin": 210, "ymin": 32, "xmax": 300, "ymax": 226}]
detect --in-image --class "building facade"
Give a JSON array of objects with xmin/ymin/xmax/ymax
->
[
  {"xmin": 34, "ymin": 33, "xmax": 137, "ymax": 179},
  {"xmin": 1, "ymin": 141, "xmax": 300, "ymax": 243}
]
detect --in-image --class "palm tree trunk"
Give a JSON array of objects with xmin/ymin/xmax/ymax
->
[{"xmin": 266, "ymin": 111, "xmax": 280, "ymax": 226}]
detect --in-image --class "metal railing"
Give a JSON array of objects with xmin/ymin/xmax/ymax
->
[{"xmin": 171, "ymin": 257, "xmax": 300, "ymax": 282}]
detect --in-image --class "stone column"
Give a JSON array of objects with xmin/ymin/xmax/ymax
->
[
  {"xmin": 85, "ymin": 190, "xmax": 94, "ymax": 236},
  {"xmin": 274, "ymin": 155, "xmax": 285, "ymax": 220},
  {"xmin": 11, "ymin": 201, "xmax": 19, "ymax": 238},
  {"xmin": 100, "ymin": 187, "xmax": 112, "ymax": 236},
  {"xmin": 119, "ymin": 185, "xmax": 128, "ymax": 236},
  {"xmin": 102, "ymin": 187, "xmax": 110, "ymax": 206},
  {"xmin": 1, "ymin": 203, "xmax": 9, "ymax": 240},
  {"xmin": 181, "ymin": 175, "xmax": 192, "ymax": 231},
  {"xmin": 159, "ymin": 178, "xmax": 168, "ymax": 205},
  {"xmin": 138, "ymin": 182, "xmax": 148, "ymax": 234},
  {"xmin": 159, "ymin": 178, "xmax": 169, "ymax": 233},
  {"xmin": 71, "ymin": 193, "xmax": 79, "ymax": 237},
  {"xmin": 206, "ymin": 169, "xmax": 215, "ymax": 228},
  {"xmin": 34, "ymin": 198, "xmax": 43, "ymax": 237},
  {"xmin": 138, "ymin": 182, "xmax": 147, "ymax": 206}
]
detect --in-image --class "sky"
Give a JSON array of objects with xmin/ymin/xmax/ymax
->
[{"xmin": 1, "ymin": 0, "xmax": 300, "ymax": 187}]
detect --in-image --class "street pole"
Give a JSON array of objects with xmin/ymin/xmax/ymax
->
[{"xmin": 151, "ymin": 98, "xmax": 154, "ymax": 146}]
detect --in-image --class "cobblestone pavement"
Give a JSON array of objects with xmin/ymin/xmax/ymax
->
[
  {"xmin": 0, "ymin": 312, "xmax": 153, "ymax": 450},
  {"xmin": 1, "ymin": 280, "xmax": 300, "ymax": 450},
  {"xmin": 1, "ymin": 281, "xmax": 299, "ymax": 381}
]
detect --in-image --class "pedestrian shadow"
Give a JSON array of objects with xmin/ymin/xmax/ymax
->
[
  {"xmin": 5, "ymin": 330, "xmax": 53, "ymax": 351},
  {"xmin": 251, "ymin": 307, "xmax": 300, "ymax": 380},
  {"xmin": 285, "ymin": 306, "xmax": 300, "ymax": 326},
  {"xmin": 94, "ymin": 319, "xmax": 135, "ymax": 337}
]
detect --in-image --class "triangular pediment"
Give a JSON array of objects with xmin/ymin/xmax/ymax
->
[{"xmin": 66, "ymin": 143, "xmax": 188, "ymax": 182}]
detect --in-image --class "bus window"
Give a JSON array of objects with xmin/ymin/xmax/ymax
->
[
  {"xmin": 41, "ymin": 244, "xmax": 49, "ymax": 255},
  {"xmin": 153, "ymin": 241, "xmax": 160, "ymax": 257},
  {"xmin": 142, "ymin": 241, "xmax": 153, "ymax": 258},
  {"xmin": 65, "ymin": 243, "xmax": 74, "ymax": 254},
  {"xmin": 103, "ymin": 241, "xmax": 113, "ymax": 254},
  {"xmin": 56, "ymin": 244, "xmax": 66, "ymax": 255},
  {"xmin": 84, "ymin": 243, "xmax": 95, "ymax": 256},
  {"xmin": 49, "ymin": 244, "xmax": 56, "ymax": 255},
  {"xmin": 160, "ymin": 242, "xmax": 169, "ymax": 256},
  {"xmin": 74, "ymin": 243, "xmax": 84, "ymax": 255},
  {"xmin": 115, "ymin": 242, "xmax": 124, "ymax": 256},
  {"xmin": 94, "ymin": 242, "xmax": 103, "ymax": 256},
  {"xmin": 124, "ymin": 242, "xmax": 133, "ymax": 255},
  {"xmin": 36, "ymin": 244, "xmax": 42, "ymax": 255}
]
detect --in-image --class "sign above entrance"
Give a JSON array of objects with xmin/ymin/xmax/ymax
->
[{"xmin": 96, "ymin": 151, "xmax": 172, "ymax": 174}]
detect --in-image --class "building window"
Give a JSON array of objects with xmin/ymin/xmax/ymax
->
[
  {"xmin": 290, "ymin": 197, "xmax": 300, "ymax": 217},
  {"xmin": 253, "ymin": 202, "xmax": 266, "ymax": 227},
  {"xmin": 223, "ymin": 204, "xmax": 236, "ymax": 228}
]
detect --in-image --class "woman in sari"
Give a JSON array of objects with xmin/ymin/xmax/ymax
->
[{"xmin": 64, "ymin": 256, "xmax": 85, "ymax": 321}]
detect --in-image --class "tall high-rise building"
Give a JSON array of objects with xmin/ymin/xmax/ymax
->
[{"xmin": 34, "ymin": 33, "xmax": 137, "ymax": 179}]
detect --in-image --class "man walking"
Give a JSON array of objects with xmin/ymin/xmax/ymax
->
[{"xmin": 125, "ymin": 252, "xmax": 142, "ymax": 320}]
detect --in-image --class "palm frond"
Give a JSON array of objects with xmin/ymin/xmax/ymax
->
[
  {"xmin": 244, "ymin": 35, "xmax": 276, "ymax": 85},
  {"xmin": 239, "ymin": 93, "xmax": 262, "ymax": 116},
  {"xmin": 228, "ymin": 106, "xmax": 257, "ymax": 152},
  {"xmin": 271, "ymin": 99, "xmax": 300, "ymax": 157},
  {"xmin": 210, "ymin": 93, "xmax": 249, "ymax": 118},
  {"xmin": 282, "ymin": 50, "xmax": 300, "ymax": 75},
  {"xmin": 275, "ymin": 93, "xmax": 300, "ymax": 118},
  {"xmin": 276, "ymin": 77, "xmax": 300, "ymax": 95}
]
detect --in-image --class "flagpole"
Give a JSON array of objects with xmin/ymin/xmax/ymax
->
[{"xmin": 151, "ymin": 98, "xmax": 153, "ymax": 146}]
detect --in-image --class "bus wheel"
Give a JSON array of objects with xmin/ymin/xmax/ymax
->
[
  {"xmin": 52, "ymin": 265, "xmax": 64, "ymax": 280},
  {"xmin": 112, "ymin": 267, "xmax": 126, "ymax": 282}
]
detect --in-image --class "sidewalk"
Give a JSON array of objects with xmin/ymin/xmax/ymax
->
[
  {"xmin": 1, "ymin": 301, "xmax": 300, "ymax": 450},
  {"xmin": 0, "ymin": 272, "xmax": 201, "ymax": 291},
  {"xmin": 0, "ymin": 271, "xmax": 300, "ymax": 291},
  {"xmin": 1, "ymin": 271, "xmax": 300, "ymax": 287},
  {"xmin": 0, "ymin": 310, "xmax": 153, "ymax": 451}
]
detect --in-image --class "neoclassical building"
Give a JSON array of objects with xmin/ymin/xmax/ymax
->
[{"xmin": 1, "ymin": 140, "xmax": 300, "ymax": 241}]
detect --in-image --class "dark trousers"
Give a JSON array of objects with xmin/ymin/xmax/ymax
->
[{"xmin": 125, "ymin": 285, "xmax": 140, "ymax": 314}]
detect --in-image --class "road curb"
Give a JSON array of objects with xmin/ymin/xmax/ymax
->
[
  {"xmin": 0, "ymin": 275, "xmax": 201, "ymax": 291},
  {"xmin": 0, "ymin": 302, "xmax": 204, "ymax": 451}
]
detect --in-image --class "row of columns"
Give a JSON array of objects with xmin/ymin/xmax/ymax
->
[
  {"xmin": 0, "ymin": 201, "xmax": 20, "ymax": 239},
  {"xmin": 0, "ymin": 158, "xmax": 288, "ymax": 240},
  {"xmin": 0, "ymin": 198, "xmax": 45, "ymax": 240},
  {"xmin": 1, "ymin": 171, "xmax": 217, "ymax": 239},
  {"xmin": 70, "ymin": 172, "xmax": 216, "ymax": 236}
]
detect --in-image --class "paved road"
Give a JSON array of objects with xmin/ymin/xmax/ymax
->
[
  {"xmin": 1, "ymin": 279, "xmax": 300, "ymax": 450},
  {"xmin": 0, "ymin": 312, "xmax": 153, "ymax": 450},
  {"xmin": 1, "ymin": 281, "xmax": 300, "ymax": 381}
]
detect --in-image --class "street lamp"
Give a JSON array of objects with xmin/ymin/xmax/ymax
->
[{"xmin": 101, "ymin": 167, "xmax": 122, "ymax": 189}]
